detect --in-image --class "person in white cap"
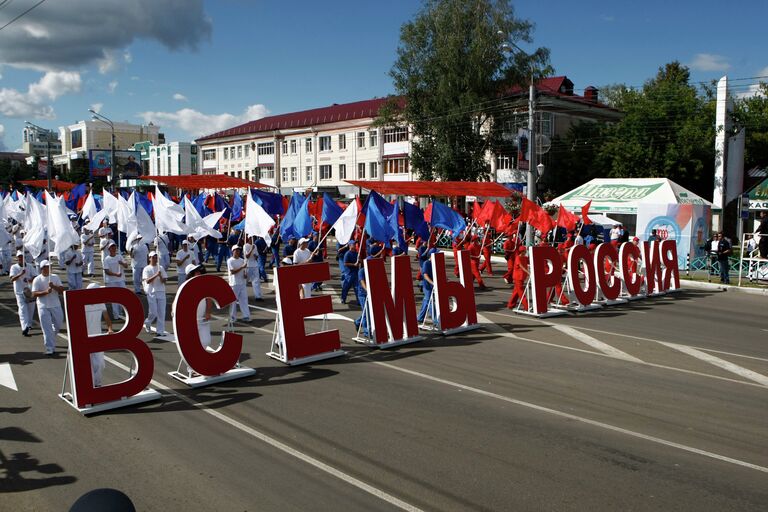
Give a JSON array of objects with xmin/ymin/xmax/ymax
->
[
  {"xmin": 243, "ymin": 236, "xmax": 262, "ymax": 301},
  {"xmin": 103, "ymin": 241, "xmax": 129, "ymax": 319},
  {"xmin": 129, "ymin": 235, "xmax": 149, "ymax": 294},
  {"xmin": 227, "ymin": 245, "xmax": 250, "ymax": 322},
  {"xmin": 99, "ymin": 238, "xmax": 111, "ymax": 275},
  {"xmin": 31, "ymin": 259, "xmax": 65, "ymax": 355},
  {"xmin": 142, "ymin": 251, "xmax": 167, "ymax": 336},
  {"xmin": 97, "ymin": 219, "xmax": 112, "ymax": 246},
  {"xmin": 9, "ymin": 251, "xmax": 37, "ymax": 337},
  {"xmin": 60, "ymin": 242, "xmax": 84, "ymax": 290},
  {"xmin": 173, "ymin": 263, "xmax": 213, "ymax": 377},
  {"xmin": 84, "ymin": 283, "xmax": 113, "ymax": 387},
  {"xmin": 80, "ymin": 227, "xmax": 96, "ymax": 276},
  {"xmin": 175, "ymin": 239, "xmax": 192, "ymax": 286},
  {"xmin": 155, "ymin": 232, "xmax": 170, "ymax": 269},
  {"xmin": 292, "ymin": 237, "xmax": 313, "ymax": 298}
]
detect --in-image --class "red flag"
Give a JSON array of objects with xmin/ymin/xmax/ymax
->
[
  {"xmin": 494, "ymin": 211, "xmax": 512, "ymax": 232},
  {"xmin": 355, "ymin": 196, "xmax": 366, "ymax": 228},
  {"xmin": 581, "ymin": 200, "xmax": 592, "ymax": 225},
  {"xmin": 471, "ymin": 200, "xmax": 483, "ymax": 220},
  {"xmin": 424, "ymin": 202, "xmax": 433, "ymax": 223},
  {"xmin": 556, "ymin": 204, "xmax": 579, "ymax": 231},
  {"xmin": 521, "ymin": 197, "xmax": 555, "ymax": 235}
]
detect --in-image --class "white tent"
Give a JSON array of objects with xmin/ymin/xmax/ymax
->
[{"xmin": 549, "ymin": 178, "xmax": 711, "ymax": 215}]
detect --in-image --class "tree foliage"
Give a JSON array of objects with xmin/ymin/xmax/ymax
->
[
  {"xmin": 0, "ymin": 159, "xmax": 35, "ymax": 190},
  {"xmin": 388, "ymin": 0, "xmax": 549, "ymax": 181},
  {"xmin": 734, "ymin": 82, "xmax": 768, "ymax": 170}
]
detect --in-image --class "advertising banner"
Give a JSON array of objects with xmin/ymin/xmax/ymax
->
[
  {"xmin": 636, "ymin": 203, "xmax": 710, "ymax": 270},
  {"xmin": 88, "ymin": 149, "xmax": 143, "ymax": 178}
]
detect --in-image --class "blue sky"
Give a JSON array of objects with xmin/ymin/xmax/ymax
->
[{"xmin": 1, "ymin": 0, "xmax": 766, "ymax": 151}]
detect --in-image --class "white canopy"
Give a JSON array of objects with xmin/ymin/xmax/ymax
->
[{"xmin": 549, "ymin": 178, "xmax": 711, "ymax": 215}]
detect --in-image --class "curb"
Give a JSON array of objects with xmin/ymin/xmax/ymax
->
[{"xmin": 680, "ymin": 279, "xmax": 768, "ymax": 296}]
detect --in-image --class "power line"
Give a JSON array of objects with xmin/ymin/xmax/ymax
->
[{"xmin": 0, "ymin": 0, "xmax": 47, "ymax": 33}]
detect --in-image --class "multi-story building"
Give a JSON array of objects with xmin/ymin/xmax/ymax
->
[
  {"xmin": 22, "ymin": 125, "xmax": 62, "ymax": 158},
  {"xmin": 148, "ymin": 142, "xmax": 199, "ymax": 176}
]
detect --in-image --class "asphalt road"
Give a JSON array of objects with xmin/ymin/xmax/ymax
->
[{"xmin": 1, "ymin": 252, "xmax": 766, "ymax": 511}]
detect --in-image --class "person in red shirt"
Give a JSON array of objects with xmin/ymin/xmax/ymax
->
[
  {"xmin": 468, "ymin": 236, "xmax": 488, "ymax": 290},
  {"xmin": 478, "ymin": 228, "xmax": 495, "ymax": 276},
  {"xmin": 503, "ymin": 236, "xmax": 516, "ymax": 283},
  {"xmin": 452, "ymin": 233, "xmax": 464, "ymax": 277},
  {"xmin": 507, "ymin": 245, "xmax": 528, "ymax": 309}
]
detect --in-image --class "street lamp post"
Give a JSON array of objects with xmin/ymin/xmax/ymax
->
[
  {"xmin": 88, "ymin": 109, "xmax": 116, "ymax": 190},
  {"xmin": 25, "ymin": 121, "xmax": 54, "ymax": 191}
]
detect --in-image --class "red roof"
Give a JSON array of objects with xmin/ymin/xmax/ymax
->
[
  {"xmin": 345, "ymin": 180, "xmax": 513, "ymax": 198},
  {"xmin": 20, "ymin": 179, "xmax": 77, "ymax": 191},
  {"xmin": 146, "ymin": 175, "xmax": 271, "ymax": 190},
  {"xmin": 505, "ymin": 76, "xmax": 619, "ymax": 112},
  {"xmin": 197, "ymin": 98, "xmax": 391, "ymax": 142}
]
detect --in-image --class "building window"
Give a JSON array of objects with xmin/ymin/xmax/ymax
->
[
  {"xmin": 305, "ymin": 166, "xmax": 313, "ymax": 182},
  {"xmin": 305, "ymin": 138, "xmax": 313, "ymax": 153},
  {"xmin": 496, "ymin": 155, "xmax": 511, "ymax": 170},
  {"xmin": 290, "ymin": 167, "xmax": 297, "ymax": 181},
  {"xmin": 223, "ymin": 147, "xmax": 229, "ymax": 160},
  {"xmin": 369, "ymin": 162, "xmax": 378, "ymax": 179},
  {"xmin": 281, "ymin": 167, "xmax": 289, "ymax": 182},
  {"xmin": 244, "ymin": 144, "xmax": 250, "ymax": 157},
  {"xmin": 384, "ymin": 158, "xmax": 409, "ymax": 174},
  {"xmin": 539, "ymin": 112, "xmax": 553, "ymax": 137},
  {"xmin": 290, "ymin": 139, "xmax": 297, "ymax": 154},
  {"xmin": 339, "ymin": 164, "xmax": 346, "ymax": 180},
  {"xmin": 319, "ymin": 135, "xmax": 331, "ymax": 152},
  {"xmin": 167, "ymin": 155, "xmax": 171, "ymax": 175},
  {"xmin": 257, "ymin": 142, "xmax": 274, "ymax": 155},
  {"xmin": 320, "ymin": 164, "xmax": 332, "ymax": 180},
  {"xmin": 259, "ymin": 166, "xmax": 274, "ymax": 179},
  {"xmin": 383, "ymin": 126, "xmax": 408, "ymax": 143},
  {"xmin": 338, "ymin": 134, "xmax": 346, "ymax": 150},
  {"xmin": 369, "ymin": 130, "xmax": 378, "ymax": 147},
  {"xmin": 237, "ymin": 146, "xmax": 243, "ymax": 159},
  {"xmin": 202, "ymin": 149, "xmax": 216, "ymax": 160},
  {"xmin": 282, "ymin": 140, "xmax": 288, "ymax": 154},
  {"xmin": 357, "ymin": 132, "xmax": 365, "ymax": 149},
  {"xmin": 357, "ymin": 163, "xmax": 365, "ymax": 179},
  {"xmin": 230, "ymin": 146, "xmax": 236, "ymax": 158}
]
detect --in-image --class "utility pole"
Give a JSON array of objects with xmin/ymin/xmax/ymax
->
[{"xmin": 526, "ymin": 80, "xmax": 537, "ymax": 246}]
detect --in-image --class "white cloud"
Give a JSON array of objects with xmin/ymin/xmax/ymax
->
[
  {"xmin": 736, "ymin": 66, "xmax": 768, "ymax": 98},
  {"xmin": 90, "ymin": 102, "xmax": 103, "ymax": 113},
  {"xmin": 0, "ymin": 71, "xmax": 82, "ymax": 119},
  {"xmin": 107, "ymin": 80, "xmax": 118, "ymax": 94},
  {"xmin": 123, "ymin": 51, "xmax": 133, "ymax": 64},
  {"xmin": 172, "ymin": 93, "xmax": 188, "ymax": 102},
  {"xmin": 97, "ymin": 49, "xmax": 120, "ymax": 74},
  {"xmin": 689, "ymin": 53, "xmax": 731, "ymax": 72},
  {"xmin": 0, "ymin": 124, "xmax": 6, "ymax": 151},
  {"xmin": 138, "ymin": 104, "xmax": 270, "ymax": 139},
  {"xmin": 130, "ymin": 75, "xmax": 140, "ymax": 81},
  {"xmin": 0, "ymin": 0, "xmax": 212, "ymax": 72},
  {"xmin": 600, "ymin": 14, "xmax": 615, "ymax": 22}
]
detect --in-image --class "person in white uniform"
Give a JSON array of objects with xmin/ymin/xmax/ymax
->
[
  {"xmin": 0, "ymin": 231, "xmax": 12, "ymax": 276},
  {"xmin": 172, "ymin": 263, "xmax": 214, "ymax": 377},
  {"xmin": 81, "ymin": 227, "xmax": 96, "ymax": 276},
  {"xmin": 129, "ymin": 235, "xmax": 149, "ymax": 294},
  {"xmin": 175, "ymin": 240, "xmax": 192, "ymax": 286},
  {"xmin": 103, "ymin": 241, "xmax": 129, "ymax": 319},
  {"xmin": 155, "ymin": 232, "xmax": 170, "ymax": 270},
  {"xmin": 243, "ymin": 236, "xmax": 262, "ymax": 300},
  {"xmin": 31, "ymin": 260, "xmax": 65, "ymax": 356},
  {"xmin": 142, "ymin": 251, "xmax": 168, "ymax": 336},
  {"xmin": 61, "ymin": 243, "xmax": 84, "ymax": 290},
  {"xmin": 227, "ymin": 245, "xmax": 250, "ymax": 323},
  {"xmin": 84, "ymin": 283, "xmax": 114, "ymax": 387},
  {"xmin": 292, "ymin": 237, "xmax": 313, "ymax": 298},
  {"xmin": 9, "ymin": 251, "xmax": 37, "ymax": 337}
]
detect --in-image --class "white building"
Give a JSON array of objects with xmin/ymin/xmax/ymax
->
[
  {"xmin": 196, "ymin": 98, "xmax": 413, "ymax": 195},
  {"xmin": 22, "ymin": 125, "xmax": 62, "ymax": 158},
  {"xmin": 148, "ymin": 142, "xmax": 199, "ymax": 176}
]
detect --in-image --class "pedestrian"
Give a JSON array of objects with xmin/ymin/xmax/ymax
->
[
  {"xmin": 61, "ymin": 242, "xmax": 84, "ymax": 290},
  {"xmin": 81, "ymin": 227, "xmax": 96, "ymax": 276},
  {"xmin": 227, "ymin": 245, "xmax": 251, "ymax": 323},
  {"xmin": 243, "ymin": 236, "xmax": 262, "ymax": 301},
  {"xmin": 9, "ymin": 251, "xmax": 36, "ymax": 337},
  {"xmin": 31, "ymin": 260, "xmax": 65, "ymax": 355},
  {"xmin": 507, "ymin": 245, "xmax": 529, "ymax": 310},
  {"xmin": 129, "ymin": 235, "xmax": 149, "ymax": 294},
  {"xmin": 103, "ymin": 241, "xmax": 129, "ymax": 319},
  {"xmin": 84, "ymin": 283, "xmax": 113, "ymax": 387},
  {"xmin": 292, "ymin": 237, "xmax": 313, "ymax": 298},
  {"xmin": 175, "ymin": 239, "xmax": 193, "ymax": 286},
  {"xmin": 340, "ymin": 240, "xmax": 359, "ymax": 305},
  {"xmin": 716, "ymin": 232, "xmax": 732, "ymax": 284},
  {"xmin": 758, "ymin": 210, "xmax": 768, "ymax": 259},
  {"xmin": 142, "ymin": 251, "xmax": 168, "ymax": 336},
  {"xmin": 417, "ymin": 248, "xmax": 437, "ymax": 323}
]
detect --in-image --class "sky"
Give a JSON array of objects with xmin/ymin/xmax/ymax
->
[{"xmin": 0, "ymin": 0, "xmax": 766, "ymax": 152}]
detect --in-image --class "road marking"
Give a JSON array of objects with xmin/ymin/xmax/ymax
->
[
  {"xmin": 366, "ymin": 358, "xmax": 768, "ymax": 474},
  {"xmin": 657, "ymin": 343, "xmax": 768, "ymax": 387},
  {"xmin": 549, "ymin": 324, "xmax": 643, "ymax": 363},
  {"xmin": 248, "ymin": 304, "xmax": 354, "ymax": 323},
  {"xmin": 0, "ymin": 362, "xmax": 18, "ymax": 391}
]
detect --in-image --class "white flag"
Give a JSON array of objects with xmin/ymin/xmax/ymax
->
[
  {"xmin": 84, "ymin": 208, "xmax": 109, "ymax": 233},
  {"xmin": 44, "ymin": 191, "xmax": 79, "ymax": 255},
  {"xmin": 81, "ymin": 191, "xmax": 98, "ymax": 220},
  {"xmin": 116, "ymin": 193, "xmax": 137, "ymax": 234},
  {"xmin": 152, "ymin": 189, "xmax": 187, "ymax": 235},
  {"xmin": 101, "ymin": 191, "xmax": 119, "ymax": 224},
  {"xmin": 332, "ymin": 200, "xmax": 358, "ymax": 245},
  {"xmin": 183, "ymin": 197, "xmax": 220, "ymax": 239},
  {"xmin": 23, "ymin": 194, "xmax": 47, "ymax": 259},
  {"xmin": 244, "ymin": 189, "xmax": 275, "ymax": 246}
]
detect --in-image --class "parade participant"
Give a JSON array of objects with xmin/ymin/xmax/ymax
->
[
  {"xmin": 103, "ymin": 241, "xmax": 129, "ymax": 320},
  {"xmin": 507, "ymin": 245, "xmax": 529, "ymax": 310},
  {"xmin": 283, "ymin": 236, "xmax": 297, "ymax": 260},
  {"xmin": 80, "ymin": 227, "xmax": 96, "ymax": 276},
  {"xmin": 243, "ymin": 236, "xmax": 262, "ymax": 301},
  {"xmin": 174, "ymin": 263, "xmax": 213, "ymax": 377},
  {"xmin": 31, "ymin": 260, "xmax": 65, "ymax": 356},
  {"xmin": 609, "ymin": 224, "xmax": 621, "ymax": 246},
  {"xmin": 9, "ymin": 251, "xmax": 36, "ymax": 337},
  {"xmin": 468, "ymin": 236, "xmax": 488, "ymax": 290},
  {"xmin": 227, "ymin": 245, "xmax": 251, "ymax": 323},
  {"xmin": 99, "ymin": 238, "xmax": 110, "ymax": 272},
  {"xmin": 255, "ymin": 235, "xmax": 269, "ymax": 282},
  {"xmin": 97, "ymin": 219, "xmax": 112, "ymax": 246},
  {"xmin": 189, "ymin": 236, "xmax": 202, "ymax": 267},
  {"xmin": 292, "ymin": 238, "xmax": 313, "ymax": 298},
  {"xmin": 478, "ymin": 229, "xmax": 495, "ymax": 276},
  {"xmin": 354, "ymin": 245, "xmax": 382, "ymax": 337},
  {"xmin": 215, "ymin": 222, "xmax": 229, "ymax": 272},
  {"xmin": 61, "ymin": 242, "xmax": 84, "ymax": 290},
  {"xmin": 0, "ymin": 229, "xmax": 12, "ymax": 276},
  {"xmin": 129, "ymin": 235, "xmax": 149, "ymax": 294},
  {"xmin": 309, "ymin": 233, "xmax": 325, "ymax": 291},
  {"xmin": 155, "ymin": 231, "xmax": 171, "ymax": 270},
  {"xmin": 452, "ymin": 234, "xmax": 464, "ymax": 277},
  {"xmin": 336, "ymin": 239, "xmax": 350, "ymax": 274},
  {"xmin": 502, "ymin": 235, "xmax": 516, "ymax": 284},
  {"xmin": 270, "ymin": 230, "xmax": 281, "ymax": 269},
  {"xmin": 340, "ymin": 240, "xmax": 359, "ymax": 305},
  {"xmin": 84, "ymin": 283, "xmax": 113, "ymax": 387},
  {"xmin": 417, "ymin": 248, "xmax": 438, "ymax": 323},
  {"xmin": 142, "ymin": 251, "xmax": 168, "ymax": 336},
  {"xmin": 175, "ymin": 239, "xmax": 192, "ymax": 286}
]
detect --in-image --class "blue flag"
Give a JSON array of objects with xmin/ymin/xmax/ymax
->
[
  {"xmin": 293, "ymin": 195, "xmax": 313, "ymax": 238},
  {"xmin": 280, "ymin": 192, "xmax": 306, "ymax": 240},
  {"xmin": 430, "ymin": 201, "xmax": 466, "ymax": 239},
  {"xmin": 231, "ymin": 192, "xmax": 243, "ymax": 221},
  {"xmin": 252, "ymin": 189, "xmax": 285, "ymax": 216},
  {"xmin": 191, "ymin": 192, "xmax": 210, "ymax": 217},
  {"xmin": 137, "ymin": 192, "xmax": 153, "ymax": 216},
  {"xmin": 321, "ymin": 192, "xmax": 343, "ymax": 227},
  {"xmin": 364, "ymin": 194, "xmax": 396, "ymax": 247},
  {"xmin": 403, "ymin": 201, "xmax": 429, "ymax": 241}
]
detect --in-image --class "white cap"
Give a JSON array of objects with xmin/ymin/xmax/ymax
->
[
  {"xmin": 39, "ymin": 259, "xmax": 50, "ymax": 267},
  {"xmin": 185, "ymin": 263, "xmax": 199, "ymax": 275},
  {"xmin": 99, "ymin": 239, "xmax": 109, "ymax": 249},
  {"xmin": 298, "ymin": 237, "xmax": 308, "ymax": 245},
  {"xmin": 282, "ymin": 257, "xmax": 293, "ymax": 265},
  {"xmin": 148, "ymin": 251, "xmax": 158, "ymax": 258},
  {"xmin": 232, "ymin": 245, "xmax": 242, "ymax": 250},
  {"xmin": 86, "ymin": 283, "xmax": 101, "ymax": 290},
  {"xmin": 181, "ymin": 240, "xmax": 189, "ymax": 245},
  {"xmin": 108, "ymin": 241, "xmax": 117, "ymax": 248},
  {"xmin": 16, "ymin": 251, "xmax": 23, "ymax": 257}
]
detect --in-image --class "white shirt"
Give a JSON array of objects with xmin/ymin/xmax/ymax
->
[
  {"xmin": 142, "ymin": 264, "xmax": 167, "ymax": 294},
  {"xmin": 10, "ymin": 263, "xmax": 35, "ymax": 295},
  {"xmin": 61, "ymin": 249, "xmax": 82, "ymax": 273},
  {"xmin": 81, "ymin": 232, "xmax": 96, "ymax": 250},
  {"xmin": 98, "ymin": 226, "xmax": 112, "ymax": 239},
  {"xmin": 227, "ymin": 256, "xmax": 247, "ymax": 286},
  {"xmin": 32, "ymin": 273, "xmax": 63, "ymax": 309},
  {"xmin": 176, "ymin": 249, "xmax": 191, "ymax": 274},
  {"xmin": 710, "ymin": 240, "xmax": 719, "ymax": 253},
  {"xmin": 293, "ymin": 247, "xmax": 311, "ymax": 265},
  {"xmin": 244, "ymin": 243, "xmax": 258, "ymax": 268},
  {"xmin": 85, "ymin": 302, "xmax": 107, "ymax": 336},
  {"xmin": 103, "ymin": 254, "xmax": 125, "ymax": 284},
  {"xmin": 131, "ymin": 243, "xmax": 149, "ymax": 268},
  {"xmin": 609, "ymin": 227, "xmax": 621, "ymax": 241}
]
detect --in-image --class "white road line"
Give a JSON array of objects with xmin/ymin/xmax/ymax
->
[
  {"xmin": 248, "ymin": 304, "xmax": 354, "ymax": 323},
  {"xmin": 367, "ymin": 358, "xmax": 768, "ymax": 474},
  {"xmin": 549, "ymin": 324, "xmax": 643, "ymax": 363},
  {"xmin": 0, "ymin": 362, "xmax": 18, "ymax": 391},
  {"xmin": 657, "ymin": 343, "xmax": 768, "ymax": 387}
]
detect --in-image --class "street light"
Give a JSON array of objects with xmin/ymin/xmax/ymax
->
[
  {"xmin": 88, "ymin": 109, "xmax": 116, "ymax": 190},
  {"xmin": 24, "ymin": 121, "xmax": 54, "ymax": 191}
]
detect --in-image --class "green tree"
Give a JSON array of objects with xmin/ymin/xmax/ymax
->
[
  {"xmin": 0, "ymin": 159, "xmax": 35, "ymax": 190},
  {"xmin": 541, "ymin": 120, "xmax": 607, "ymax": 196},
  {"xmin": 734, "ymin": 82, "xmax": 768, "ymax": 170},
  {"xmin": 387, "ymin": 0, "xmax": 549, "ymax": 181}
]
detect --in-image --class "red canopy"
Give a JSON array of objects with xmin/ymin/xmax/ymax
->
[
  {"xmin": 145, "ymin": 174, "xmax": 271, "ymax": 190},
  {"xmin": 344, "ymin": 180, "xmax": 512, "ymax": 197},
  {"xmin": 20, "ymin": 179, "xmax": 77, "ymax": 191}
]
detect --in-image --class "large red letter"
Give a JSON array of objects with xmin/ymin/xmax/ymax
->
[
  {"xmin": 619, "ymin": 242, "xmax": 643, "ymax": 297},
  {"xmin": 364, "ymin": 255, "xmax": 419, "ymax": 344},
  {"xmin": 64, "ymin": 287, "xmax": 153, "ymax": 408},
  {"xmin": 594, "ymin": 243, "xmax": 621, "ymax": 301},
  {"xmin": 530, "ymin": 246, "xmax": 562, "ymax": 314},
  {"xmin": 275, "ymin": 262, "xmax": 340, "ymax": 361},
  {"xmin": 566, "ymin": 245, "xmax": 596, "ymax": 306},
  {"xmin": 642, "ymin": 241, "xmax": 663, "ymax": 294},
  {"xmin": 173, "ymin": 274, "xmax": 241, "ymax": 376},
  {"xmin": 659, "ymin": 240, "xmax": 681, "ymax": 291},
  {"xmin": 432, "ymin": 250, "xmax": 478, "ymax": 331}
]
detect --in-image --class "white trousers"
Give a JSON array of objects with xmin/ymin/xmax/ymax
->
[
  {"xmin": 178, "ymin": 272, "xmax": 187, "ymax": 287},
  {"xmin": 145, "ymin": 291, "xmax": 166, "ymax": 335},
  {"xmin": 229, "ymin": 284, "xmax": 250, "ymax": 321},
  {"xmin": 15, "ymin": 293, "xmax": 36, "ymax": 330},
  {"xmin": 38, "ymin": 305, "xmax": 63, "ymax": 353},
  {"xmin": 68, "ymin": 271, "xmax": 83, "ymax": 290},
  {"xmin": 83, "ymin": 249, "xmax": 94, "ymax": 275},
  {"xmin": 132, "ymin": 265, "xmax": 143, "ymax": 293},
  {"xmin": 107, "ymin": 281, "xmax": 125, "ymax": 317},
  {"xmin": 247, "ymin": 267, "xmax": 262, "ymax": 299},
  {"xmin": 91, "ymin": 352, "xmax": 105, "ymax": 387},
  {"xmin": 160, "ymin": 252, "xmax": 170, "ymax": 270},
  {"xmin": 0, "ymin": 249, "xmax": 10, "ymax": 274}
]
